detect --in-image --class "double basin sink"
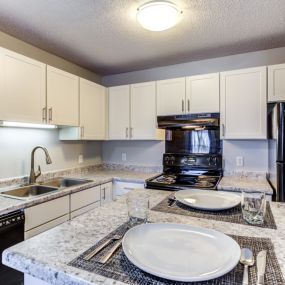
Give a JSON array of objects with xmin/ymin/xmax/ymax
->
[{"xmin": 0, "ymin": 177, "xmax": 93, "ymax": 200}]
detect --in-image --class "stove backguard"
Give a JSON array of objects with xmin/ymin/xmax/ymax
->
[{"xmin": 165, "ymin": 127, "xmax": 222, "ymax": 155}]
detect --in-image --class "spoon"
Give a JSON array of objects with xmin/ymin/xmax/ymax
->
[{"xmin": 240, "ymin": 248, "xmax": 255, "ymax": 285}]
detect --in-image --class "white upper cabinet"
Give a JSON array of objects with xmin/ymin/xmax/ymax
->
[
  {"xmin": 220, "ymin": 66, "xmax": 267, "ymax": 139},
  {"xmin": 0, "ymin": 48, "xmax": 46, "ymax": 123},
  {"xmin": 80, "ymin": 79, "xmax": 106, "ymax": 140},
  {"xmin": 108, "ymin": 85, "xmax": 130, "ymax": 139},
  {"xmin": 186, "ymin": 73, "xmax": 220, "ymax": 113},
  {"xmin": 130, "ymin": 82, "xmax": 157, "ymax": 140},
  {"xmin": 108, "ymin": 83, "xmax": 164, "ymax": 140},
  {"xmin": 47, "ymin": 66, "xmax": 79, "ymax": 126},
  {"xmin": 268, "ymin": 63, "xmax": 285, "ymax": 102},
  {"xmin": 157, "ymin": 77, "xmax": 186, "ymax": 116}
]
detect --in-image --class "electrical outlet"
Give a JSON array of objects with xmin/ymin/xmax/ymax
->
[
  {"xmin": 236, "ymin": 156, "xmax": 244, "ymax": 167},
  {"xmin": 78, "ymin": 154, "xmax": 84, "ymax": 164},
  {"xmin": 122, "ymin": 153, "xmax": 127, "ymax": 161}
]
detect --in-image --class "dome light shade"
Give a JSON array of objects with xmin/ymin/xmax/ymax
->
[{"xmin": 137, "ymin": 1, "xmax": 182, "ymax": 31}]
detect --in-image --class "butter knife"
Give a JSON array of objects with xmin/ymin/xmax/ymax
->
[
  {"xmin": 257, "ymin": 250, "xmax": 267, "ymax": 285},
  {"xmin": 98, "ymin": 239, "xmax": 122, "ymax": 264}
]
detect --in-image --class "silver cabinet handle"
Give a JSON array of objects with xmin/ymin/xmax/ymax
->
[
  {"xmin": 222, "ymin": 124, "xmax": 225, "ymax": 137},
  {"xmin": 126, "ymin": 127, "xmax": 129, "ymax": 138},
  {"xmin": 81, "ymin": 126, "xmax": 84, "ymax": 138},
  {"xmin": 103, "ymin": 188, "xmax": 106, "ymax": 200},
  {"xmin": 182, "ymin": 99, "xmax": 185, "ymax": 112},
  {"xmin": 42, "ymin": 107, "xmax": 47, "ymax": 122},
  {"xmin": 187, "ymin": 99, "xmax": 190, "ymax": 112},
  {"xmin": 130, "ymin": 127, "xmax": 133, "ymax": 138},
  {"xmin": 48, "ymin": 108, "xmax": 52, "ymax": 123}
]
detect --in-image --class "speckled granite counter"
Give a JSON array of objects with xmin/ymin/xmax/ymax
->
[
  {"xmin": 0, "ymin": 169, "xmax": 158, "ymax": 216},
  {"xmin": 218, "ymin": 176, "xmax": 273, "ymax": 195},
  {"xmin": 3, "ymin": 189, "xmax": 285, "ymax": 285}
]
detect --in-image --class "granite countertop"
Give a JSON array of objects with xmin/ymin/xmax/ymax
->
[
  {"xmin": 218, "ymin": 176, "xmax": 273, "ymax": 195},
  {"xmin": 3, "ymin": 189, "xmax": 285, "ymax": 285},
  {"xmin": 0, "ymin": 169, "xmax": 158, "ymax": 216}
]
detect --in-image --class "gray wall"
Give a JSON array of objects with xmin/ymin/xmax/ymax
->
[
  {"xmin": 0, "ymin": 31, "xmax": 102, "ymax": 179},
  {"xmin": 102, "ymin": 47, "xmax": 285, "ymax": 86},
  {"xmin": 0, "ymin": 127, "xmax": 102, "ymax": 179},
  {"xmin": 101, "ymin": 47, "xmax": 285, "ymax": 172}
]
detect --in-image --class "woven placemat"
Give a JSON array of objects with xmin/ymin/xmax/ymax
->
[
  {"xmin": 68, "ymin": 222, "xmax": 284, "ymax": 285},
  {"xmin": 151, "ymin": 195, "xmax": 277, "ymax": 229}
]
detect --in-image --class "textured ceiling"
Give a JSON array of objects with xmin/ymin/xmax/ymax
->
[{"xmin": 0, "ymin": 0, "xmax": 284, "ymax": 75}]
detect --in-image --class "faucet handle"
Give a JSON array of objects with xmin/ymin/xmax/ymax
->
[{"xmin": 35, "ymin": 165, "xmax": 41, "ymax": 180}]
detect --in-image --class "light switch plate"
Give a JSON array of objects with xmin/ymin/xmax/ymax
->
[
  {"xmin": 236, "ymin": 156, "xmax": 244, "ymax": 167},
  {"xmin": 78, "ymin": 154, "xmax": 84, "ymax": 164},
  {"xmin": 122, "ymin": 153, "xmax": 127, "ymax": 161}
]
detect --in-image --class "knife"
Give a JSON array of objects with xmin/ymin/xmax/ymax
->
[{"xmin": 257, "ymin": 250, "xmax": 267, "ymax": 285}]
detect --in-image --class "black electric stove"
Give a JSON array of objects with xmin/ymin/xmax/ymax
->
[{"xmin": 146, "ymin": 153, "xmax": 223, "ymax": 191}]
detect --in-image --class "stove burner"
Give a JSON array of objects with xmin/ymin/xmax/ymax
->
[
  {"xmin": 147, "ymin": 174, "xmax": 221, "ymax": 190},
  {"xmin": 154, "ymin": 175, "xmax": 176, "ymax": 184}
]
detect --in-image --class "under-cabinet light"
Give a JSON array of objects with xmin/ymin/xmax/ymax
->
[{"xmin": 0, "ymin": 121, "xmax": 57, "ymax": 129}]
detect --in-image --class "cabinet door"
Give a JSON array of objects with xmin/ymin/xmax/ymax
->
[
  {"xmin": 108, "ymin": 85, "xmax": 130, "ymax": 139},
  {"xmin": 80, "ymin": 79, "xmax": 106, "ymax": 140},
  {"xmin": 47, "ymin": 66, "xmax": 79, "ymax": 126},
  {"xmin": 186, "ymin": 73, "xmax": 219, "ymax": 113},
  {"xmin": 268, "ymin": 63, "xmax": 285, "ymax": 102},
  {"xmin": 220, "ymin": 67, "xmax": 267, "ymax": 139},
  {"xmin": 130, "ymin": 81, "xmax": 157, "ymax": 139},
  {"xmin": 101, "ymin": 182, "xmax": 113, "ymax": 205},
  {"xmin": 0, "ymin": 48, "xmax": 46, "ymax": 123},
  {"xmin": 157, "ymin": 77, "xmax": 186, "ymax": 116}
]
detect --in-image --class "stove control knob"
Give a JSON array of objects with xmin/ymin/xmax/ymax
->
[
  {"xmin": 208, "ymin": 156, "xmax": 217, "ymax": 166},
  {"xmin": 170, "ymin": 156, "xmax": 175, "ymax": 164}
]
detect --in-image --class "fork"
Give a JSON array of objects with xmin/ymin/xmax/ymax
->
[{"xmin": 84, "ymin": 234, "xmax": 122, "ymax": 261}]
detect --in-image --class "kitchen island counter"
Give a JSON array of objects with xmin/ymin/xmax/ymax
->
[{"xmin": 2, "ymin": 189, "xmax": 285, "ymax": 285}]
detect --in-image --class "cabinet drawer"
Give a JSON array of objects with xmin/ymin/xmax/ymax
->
[
  {"xmin": 70, "ymin": 201, "xmax": 100, "ymax": 219},
  {"xmin": 70, "ymin": 186, "xmax": 101, "ymax": 212},
  {"xmin": 24, "ymin": 196, "xmax": 69, "ymax": 231},
  {"xmin": 25, "ymin": 214, "xmax": 69, "ymax": 239}
]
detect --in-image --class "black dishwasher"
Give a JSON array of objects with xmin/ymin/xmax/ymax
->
[{"xmin": 0, "ymin": 210, "xmax": 25, "ymax": 285}]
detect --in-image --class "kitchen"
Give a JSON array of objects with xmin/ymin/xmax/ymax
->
[{"xmin": 0, "ymin": 1, "xmax": 285, "ymax": 284}]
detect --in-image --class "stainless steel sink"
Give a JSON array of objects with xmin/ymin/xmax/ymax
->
[
  {"xmin": 0, "ymin": 185, "xmax": 58, "ymax": 200},
  {"xmin": 40, "ymin": 177, "xmax": 93, "ymax": 188}
]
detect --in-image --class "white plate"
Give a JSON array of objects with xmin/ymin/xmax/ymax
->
[
  {"xmin": 122, "ymin": 223, "xmax": 241, "ymax": 282},
  {"xmin": 175, "ymin": 189, "xmax": 241, "ymax": 211}
]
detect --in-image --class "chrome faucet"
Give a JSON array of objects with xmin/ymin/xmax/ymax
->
[{"xmin": 29, "ymin": 146, "xmax": 52, "ymax": 184}]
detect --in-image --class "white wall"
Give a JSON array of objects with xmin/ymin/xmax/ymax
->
[
  {"xmin": 102, "ymin": 141, "xmax": 164, "ymax": 166},
  {"xmin": 0, "ymin": 127, "xmax": 102, "ymax": 179},
  {"xmin": 101, "ymin": 47, "xmax": 285, "ymax": 173}
]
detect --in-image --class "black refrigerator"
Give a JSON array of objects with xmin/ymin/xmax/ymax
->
[{"xmin": 268, "ymin": 102, "xmax": 285, "ymax": 202}]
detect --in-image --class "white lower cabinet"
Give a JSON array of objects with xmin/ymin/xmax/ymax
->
[
  {"xmin": 24, "ymin": 195, "xmax": 69, "ymax": 239},
  {"xmin": 100, "ymin": 182, "xmax": 113, "ymax": 205},
  {"xmin": 113, "ymin": 181, "xmax": 145, "ymax": 197},
  {"xmin": 70, "ymin": 186, "xmax": 101, "ymax": 217}
]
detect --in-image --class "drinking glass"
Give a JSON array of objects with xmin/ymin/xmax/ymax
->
[
  {"xmin": 127, "ymin": 190, "xmax": 150, "ymax": 226},
  {"xmin": 241, "ymin": 191, "xmax": 267, "ymax": 225}
]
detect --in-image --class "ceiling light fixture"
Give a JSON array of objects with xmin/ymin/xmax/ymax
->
[
  {"xmin": 137, "ymin": 1, "xmax": 183, "ymax": 32},
  {"xmin": 0, "ymin": 121, "xmax": 57, "ymax": 129}
]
